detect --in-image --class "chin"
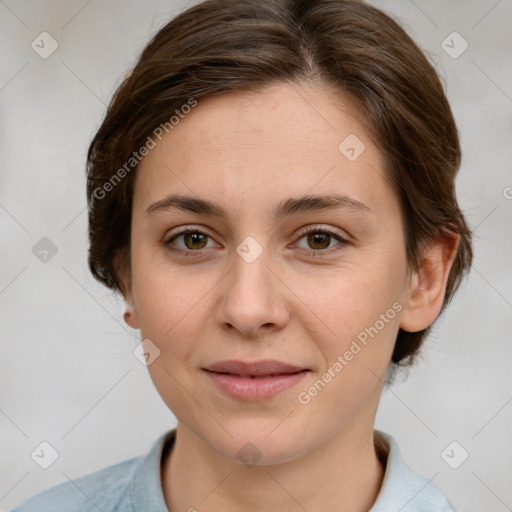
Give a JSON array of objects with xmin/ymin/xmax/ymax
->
[{"xmin": 203, "ymin": 420, "xmax": 313, "ymax": 466}]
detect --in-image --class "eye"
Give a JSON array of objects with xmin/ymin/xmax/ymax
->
[
  {"xmin": 163, "ymin": 225, "xmax": 350, "ymax": 257},
  {"xmin": 292, "ymin": 226, "xmax": 350, "ymax": 256},
  {"xmin": 163, "ymin": 227, "xmax": 219, "ymax": 254}
]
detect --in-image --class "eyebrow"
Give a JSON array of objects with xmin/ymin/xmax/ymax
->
[{"xmin": 145, "ymin": 193, "xmax": 374, "ymax": 221}]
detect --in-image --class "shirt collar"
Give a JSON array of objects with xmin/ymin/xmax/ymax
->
[
  {"xmin": 370, "ymin": 429, "xmax": 454, "ymax": 511},
  {"xmin": 131, "ymin": 429, "xmax": 175, "ymax": 511}
]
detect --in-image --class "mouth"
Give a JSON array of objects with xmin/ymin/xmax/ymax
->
[{"xmin": 202, "ymin": 360, "xmax": 310, "ymax": 401}]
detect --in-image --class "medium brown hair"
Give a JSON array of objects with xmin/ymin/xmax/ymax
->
[{"xmin": 86, "ymin": 0, "xmax": 473, "ymax": 370}]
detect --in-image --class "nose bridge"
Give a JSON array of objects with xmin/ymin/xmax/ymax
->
[
  {"xmin": 217, "ymin": 238, "xmax": 288, "ymax": 336},
  {"xmin": 234, "ymin": 239, "xmax": 271, "ymax": 294}
]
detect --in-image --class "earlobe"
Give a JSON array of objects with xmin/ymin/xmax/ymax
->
[
  {"xmin": 122, "ymin": 285, "xmax": 140, "ymax": 330},
  {"xmin": 123, "ymin": 296, "xmax": 140, "ymax": 329},
  {"xmin": 123, "ymin": 307, "xmax": 140, "ymax": 329},
  {"xmin": 399, "ymin": 233, "xmax": 459, "ymax": 333},
  {"xmin": 114, "ymin": 248, "xmax": 139, "ymax": 329}
]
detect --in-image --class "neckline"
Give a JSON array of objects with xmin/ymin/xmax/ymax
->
[
  {"xmin": 156, "ymin": 428, "xmax": 391, "ymax": 510},
  {"xmin": 133, "ymin": 428, "xmax": 452, "ymax": 511},
  {"xmin": 159, "ymin": 429, "xmax": 390, "ymax": 475}
]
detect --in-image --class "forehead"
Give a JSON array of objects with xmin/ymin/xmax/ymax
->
[{"xmin": 133, "ymin": 82, "xmax": 393, "ymax": 217}]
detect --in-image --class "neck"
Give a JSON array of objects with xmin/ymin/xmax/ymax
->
[{"xmin": 162, "ymin": 420, "xmax": 386, "ymax": 512}]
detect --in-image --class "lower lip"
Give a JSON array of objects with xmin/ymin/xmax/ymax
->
[{"xmin": 204, "ymin": 370, "xmax": 309, "ymax": 401}]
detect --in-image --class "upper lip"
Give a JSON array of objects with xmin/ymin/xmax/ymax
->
[{"xmin": 204, "ymin": 359, "xmax": 308, "ymax": 376}]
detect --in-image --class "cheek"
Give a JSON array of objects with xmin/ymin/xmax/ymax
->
[
  {"xmin": 133, "ymin": 268, "xmax": 204, "ymax": 411},
  {"xmin": 295, "ymin": 272, "xmax": 401, "ymax": 420},
  {"xmin": 292, "ymin": 257, "xmax": 403, "ymax": 337},
  {"xmin": 292, "ymin": 256, "xmax": 405, "ymax": 399},
  {"xmin": 131, "ymin": 260, "xmax": 200, "ymax": 363},
  {"xmin": 131, "ymin": 239, "xmax": 205, "ymax": 328}
]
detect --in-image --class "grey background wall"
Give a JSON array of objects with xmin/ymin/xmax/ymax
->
[{"xmin": 1, "ymin": 1, "xmax": 511, "ymax": 511}]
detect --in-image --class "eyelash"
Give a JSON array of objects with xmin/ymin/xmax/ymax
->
[{"xmin": 162, "ymin": 226, "xmax": 350, "ymax": 258}]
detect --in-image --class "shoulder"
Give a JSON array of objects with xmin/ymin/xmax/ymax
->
[
  {"xmin": 10, "ymin": 455, "xmax": 142, "ymax": 512},
  {"xmin": 11, "ymin": 429, "xmax": 175, "ymax": 512},
  {"xmin": 371, "ymin": 430, "xmax": 459, "ymax": 512}
]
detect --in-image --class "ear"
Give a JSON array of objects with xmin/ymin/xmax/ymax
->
[
  {"xmin": 399, "ymin": 232, "xmax": 460, "ymax": 333},
  {"xmin": 114, "ymin": 247, "xmax": 140, "ymax": 330},
  {"xmin": 123, "ymin": 287, "xmax": 140, "ymax": 330}
]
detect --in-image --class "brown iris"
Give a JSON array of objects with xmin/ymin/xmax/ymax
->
[
  {"xmin": 183, "ymin": 232, "xmax": 208, "ymax": 250},
  {"xmin": 307, "ymin": 232, "xmax": 331, "ymax": 250}
]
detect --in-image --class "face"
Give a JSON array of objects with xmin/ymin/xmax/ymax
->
[{"xmin": 124, "ymin": 82, "xmax": 414, "ymax": 464}]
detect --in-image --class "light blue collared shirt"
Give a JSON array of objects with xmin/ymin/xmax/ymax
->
[{"xmin": 11, "ymin": 429, "xmax": 458, "ymax": 511}]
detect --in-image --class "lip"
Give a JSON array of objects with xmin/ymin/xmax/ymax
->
[
  {"xmin": 205, "ymin": 359, "xmax": 307, "ymax": 376},
  {"xmin": 203, "ymin": 359, "xmax": 310, "ymax": 401}
]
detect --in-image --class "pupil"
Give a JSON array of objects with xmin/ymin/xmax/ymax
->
[
  {"xmin": 185, "ymin": 233, "xmax": 207, "ymax": 250},
  {"xmin": 308, "ymin": 233, "xmax": 330, "ymax": 249}
]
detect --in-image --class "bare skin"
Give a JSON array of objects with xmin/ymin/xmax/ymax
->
[{"xmin": 122, "ymin": 81, "xmax": 458, "ymax": 511}]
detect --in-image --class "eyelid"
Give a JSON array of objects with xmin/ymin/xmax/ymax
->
[
  {"xmin": 163, "ymin": 224, "xmax": 351, "ymax": 255},
  {"xmin": 163, "ymin": 225, "xmax": 221, "ymax": 250},
  {"xmin": 166, "ymin": 224, "xmax": 216, "ymax": 238},
  {"xmin": 289, "ymin": 225, "xmax": 351, "ymax": 256},
  {"xmin": 293, "ymin": 223, "xmax": 350, "ymax": 242}
]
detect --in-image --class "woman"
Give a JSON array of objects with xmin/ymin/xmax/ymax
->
[{"xmin": 12, "ymin": 0, "xmax": 472, "ymax": 510}]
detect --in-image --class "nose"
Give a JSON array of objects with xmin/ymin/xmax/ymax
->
[{"xmin": 215, "ymin": 246, "xmax": 290, "ymax": 338}]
